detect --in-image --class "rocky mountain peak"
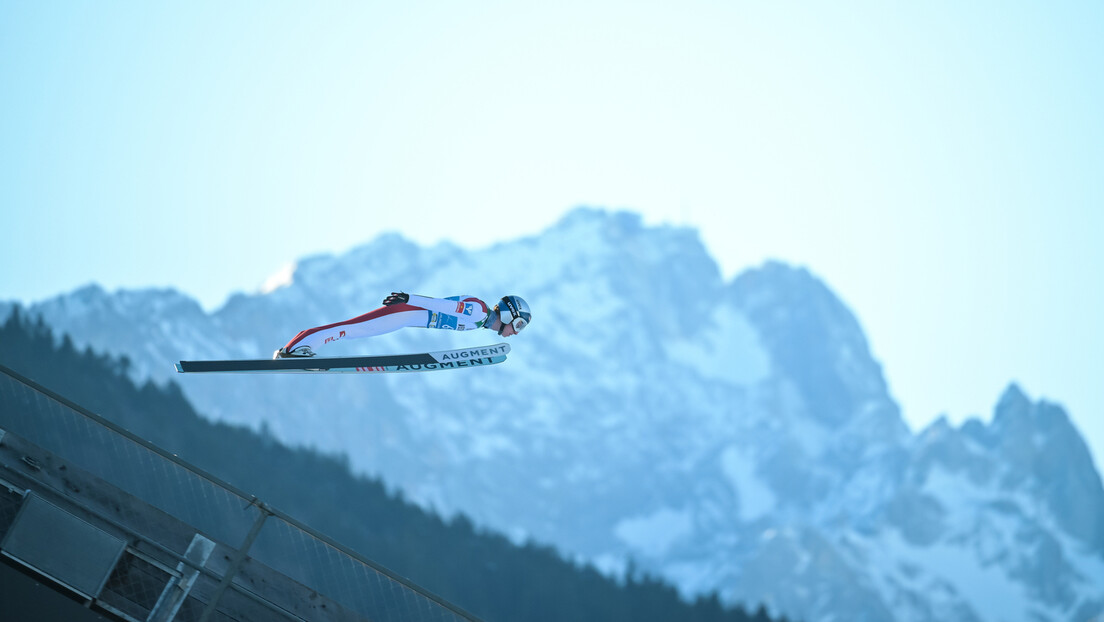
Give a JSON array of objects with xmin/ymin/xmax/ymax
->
[
  {"xmin": 990, "ymin": 385, "xmax": 1104, "ymax": 549},
  {"xmin": 729, "ymin": 262, "xmax": 893, "ymax": 430}
]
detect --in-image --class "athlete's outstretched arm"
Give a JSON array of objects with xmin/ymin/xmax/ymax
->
[{"xmin": 405, "ymin": 294, "xmax": 485, "ymax": 315}]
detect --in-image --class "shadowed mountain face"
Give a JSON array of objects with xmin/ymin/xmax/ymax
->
[{"xmin": 14, "ymin": 207, "xmax": 1104, "ymax": 622}]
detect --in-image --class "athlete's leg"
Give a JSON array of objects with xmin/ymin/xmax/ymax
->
[{"xmin": 282, "ymin": 304, "xmax": 428, "ymax": 352}]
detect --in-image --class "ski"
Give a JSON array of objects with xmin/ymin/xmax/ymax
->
[{"xmin": 175, "ymin": 343, "xmax": 510, "ymax": 374}]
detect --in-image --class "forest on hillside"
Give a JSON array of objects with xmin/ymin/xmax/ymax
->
[{"xmin": 0, "ymin": 308, "xmax": 786, "ymax": 622}]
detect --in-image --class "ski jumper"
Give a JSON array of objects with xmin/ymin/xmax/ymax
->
[{"xmin": 281, "ymin": 294, "xmax": 490, "ymax": 353}]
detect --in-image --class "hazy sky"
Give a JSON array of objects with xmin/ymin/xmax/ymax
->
[{"xmin": 3, "ymin": 2, "xmax": 1102, "ymax": 466}]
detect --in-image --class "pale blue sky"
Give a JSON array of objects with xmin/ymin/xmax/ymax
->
[{"xmin": 3, "ymin": 2, "xmax": 1102, "ymax": 465}]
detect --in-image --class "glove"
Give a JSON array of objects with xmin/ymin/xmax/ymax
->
[{"xmin": 382, "ymin": 292, "xmax": 410, "ymax": 306}]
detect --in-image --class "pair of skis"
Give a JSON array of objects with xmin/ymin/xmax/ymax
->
[{"xmin": 175, "ymin": 343, "xmax": 510, "ymax": 374}]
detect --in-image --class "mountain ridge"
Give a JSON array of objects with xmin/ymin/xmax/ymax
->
[{"xmin": 5, "ymin": 207, "xmax": 1102, "ymax": 622}]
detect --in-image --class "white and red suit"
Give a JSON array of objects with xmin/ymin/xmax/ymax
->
[{"xmin": 280, "ymin": 294, "xmax": 490, "ymax": 354}]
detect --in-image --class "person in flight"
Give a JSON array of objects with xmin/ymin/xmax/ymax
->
[{"xmin": 274, "ymin": 292, "xmax": 531, "ymax": 358}]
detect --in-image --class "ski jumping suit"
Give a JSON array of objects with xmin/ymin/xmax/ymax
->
[{"xmin": 281, "ymin": 294, "xmax": 491, "ymax": 353}]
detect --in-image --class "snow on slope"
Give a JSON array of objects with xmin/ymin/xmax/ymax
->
[{"xmin": 12, "ymin": 207, "xmax": 1104, "ymax": 622}]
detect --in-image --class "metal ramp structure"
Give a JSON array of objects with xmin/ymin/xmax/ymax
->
[{"xmin": 0, "ymin": 363, "xmax": 481, "ymax": 622}]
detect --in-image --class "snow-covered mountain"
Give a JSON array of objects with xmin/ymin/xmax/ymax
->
[{"xmin": 9, "ymin": 208, "xmax": 1103, "ymax": 622}]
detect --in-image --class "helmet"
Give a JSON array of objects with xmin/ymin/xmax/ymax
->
[{"xmin": 494, "ymin": 295, "xmax": 531, "ymax": 334}]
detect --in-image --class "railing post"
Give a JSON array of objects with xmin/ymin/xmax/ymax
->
[
  {"xmin": 196, "ymin": 498, "xmax": 270, "ymax": 622},
  {"xmin": 147, "ymin": 533, "xmax": 216, "ymax": 622}
]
